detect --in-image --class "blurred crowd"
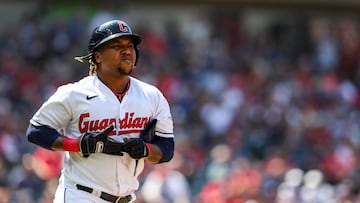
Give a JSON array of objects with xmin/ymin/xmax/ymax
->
[{"xmin": 1, "ymin": 4, "xmax": 360, "ymax": 203}]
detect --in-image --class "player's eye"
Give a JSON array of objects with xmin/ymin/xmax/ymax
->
[
  {"xmin": 109, "ymin": 45, "xmax": 122, "ymax": 50},
  {"xmin": 109, "ymin": 44, "xmax": 134, "ymax": 51}
]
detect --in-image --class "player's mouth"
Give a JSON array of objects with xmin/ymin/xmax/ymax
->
[{"xmin": 121, "ymin": 56, "xmax": 133, "ymax": 64}]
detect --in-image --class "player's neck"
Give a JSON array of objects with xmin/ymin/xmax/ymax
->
[{"xmin": 97, "ymin": 75, "xmax": 130, "ymax": 93}]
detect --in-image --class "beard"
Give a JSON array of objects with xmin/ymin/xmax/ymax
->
[{"xmin": 117, "ymin": 65, "xmax": 134, "ymax": 75}]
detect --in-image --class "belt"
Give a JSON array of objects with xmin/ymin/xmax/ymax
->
[{"xmin": 76, "ymin": 184, "xmax": 132, "ymax": 203}]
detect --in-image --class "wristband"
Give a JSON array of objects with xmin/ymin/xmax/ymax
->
[
  {"xmin": 63, "ymin": 137, "xmax": 80, "ymax": 152},
  {"xmin": 145, "ymin": 143, "xmax": 152, "ymax": 156}
]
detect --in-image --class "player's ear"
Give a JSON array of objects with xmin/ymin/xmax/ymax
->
[{"xmin": 94, "ymin": 51, "xmax": 102, "ymax": 64}]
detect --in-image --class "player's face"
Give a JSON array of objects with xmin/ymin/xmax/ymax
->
[{"xmin": 96, "ymin": 37, "xmax": 137, "ymax": 76}]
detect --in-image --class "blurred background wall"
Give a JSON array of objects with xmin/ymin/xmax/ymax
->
[{"xmin": 1, "ymin": 0, "xmax": 360, "ymax": 202}]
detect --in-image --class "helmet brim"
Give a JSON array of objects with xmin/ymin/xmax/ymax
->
[{"xmin": 92, "ymin": 33, "xmax": 142, "ymax": 52}]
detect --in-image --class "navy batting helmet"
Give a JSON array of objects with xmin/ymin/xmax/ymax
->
[
  {"xmin": 88, "ymin": 20, "xmax": 142, "ymax": 53},
  {"xmin": 75, "ymin": 20, "xmax": 142, "ymax": 66}
]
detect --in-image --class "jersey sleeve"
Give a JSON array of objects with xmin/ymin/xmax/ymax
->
[
  {"xmin": 30, "ymin": 85, "xmax": 73, "ymax": 132},
  {"xmin": 154, "ymin": 90, "xmax": 174, "ymax": 138}
]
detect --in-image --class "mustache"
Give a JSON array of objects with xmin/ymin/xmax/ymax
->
[{"xmin": 121, "ymin": 55, "xmax": 133, "ymax": 61}]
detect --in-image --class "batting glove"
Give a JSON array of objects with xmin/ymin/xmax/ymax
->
[
  {"xmin": 139, "ymin": 119, "xmax": 157, "ymax": 142},
  {"xmin": 122, "ymin": 138, "xmax": 149, "ymax": 159},
  {"xmin": 79, "ymin": 125, "xmax": 124, "ymax": 157}
]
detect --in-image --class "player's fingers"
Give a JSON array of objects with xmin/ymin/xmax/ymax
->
[
  {"xmin": 97, "ymin": 125, "xmax": 114, "ymax": 138},
  {"xmin": 143, "ymin": 119, "xmax": 157, "ymax": 133},
  {"xmin": 108, "ymin": 151, "xmax": 124, "ymax": 156},
  {"xmin": 140, "ymin": 119, "xmax": 157, "ymax": 142},
  {"xmin": 105, "ymin": 141, "xmax": 124, "ymax": 156}
]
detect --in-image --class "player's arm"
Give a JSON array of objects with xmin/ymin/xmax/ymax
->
[
  {"xmin": 146, "ymin": 136, "xmax": 174, "ymax": 164},
  {"xmin": 145, "ymin": 92, "xmax": 175, "ymax": 164},
  {"xmin": 121, "ymin": 119, "xmax": 174, "ymax": 164},
  {"xmin": 26, "ymin": 85, "xmax": 80, "ymax": 151},
  {"xmin": 121, "ymin": 135, "xmax": 174, "ymax": 164},
  {"xmin": 26, "ymin": 123, "xmax": 88, "ymax": 152},
  {"xmin": 26, "ymin": 123, "xmax": 124, "ymax": 157},
  {"xmin": 26, "ymin": 123, "xmax": 66, "ymax": 151}
]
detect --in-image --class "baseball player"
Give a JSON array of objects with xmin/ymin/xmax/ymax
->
[{"xmin": 26, "ymin": 19, "xmax": 174, "ymax": 203}]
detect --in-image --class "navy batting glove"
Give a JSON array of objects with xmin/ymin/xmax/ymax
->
[{"xmin": 122, "ymin": 138, "xmax": 148, "ymax": 159}]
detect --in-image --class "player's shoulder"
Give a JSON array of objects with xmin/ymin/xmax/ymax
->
[
  {"xmin": 75, "ymin": 75, "xmax": 96, "ymax": 88},
  {"xmin": 54, "ymin": 76, "xmax": 95, "ymax": 95},
  {"xmin": 60, "ymin": 76, "xmax": 94, "ymax": 88},
  {"xmin": 130, "ymin": 77, "xmax": 161, "ymax": 94}
]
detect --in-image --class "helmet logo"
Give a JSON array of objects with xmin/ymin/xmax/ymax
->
[{"xmin": 118, "ymin": 21, "xmax": 128, "ymax": 33}]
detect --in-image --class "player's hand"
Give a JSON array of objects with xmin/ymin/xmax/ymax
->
[
  {"xmin": 121, "ymin": 119, "xmax": 157, "ymax": 159},
  {"xmin": 79, "ymin": 125, "xmax": 124, "ymax": 157},
  {"xmin": 122, "ymin": 138, "xmax": 149, "ymax": 159}
]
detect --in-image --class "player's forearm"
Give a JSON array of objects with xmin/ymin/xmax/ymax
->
[
  {"xmin": 52, "ymin": 136, "xmax": 80, "ymax": 152},
  {"xmin": 146, "ymin": 144, "xmax": 162, "ymax": 163},
  {"xmin": 51, "ymin": 136, "xmax": 65, "ymax": 150},
  {"xmin": 27, "ymin": 123, "xmax": 63, "ymax": 151},
  {"xmin": 27, "ymin": 123, "xmax": 175, "ymax": 163},
  {"xmin": 148, "ymin": 137, "xmax": 174, "ymax": 164},
  {"xmin": 54, "ymin": 135, "xmax": 168, "ymax": 163},
  {"xmin": 27, "ymin": 123, "xmax": 80, "ymax": 152}
]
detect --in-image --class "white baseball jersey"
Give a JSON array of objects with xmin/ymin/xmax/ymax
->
[{"xmin": 30, "ymin": 75, "xmax": 174, "ymax": 198}]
